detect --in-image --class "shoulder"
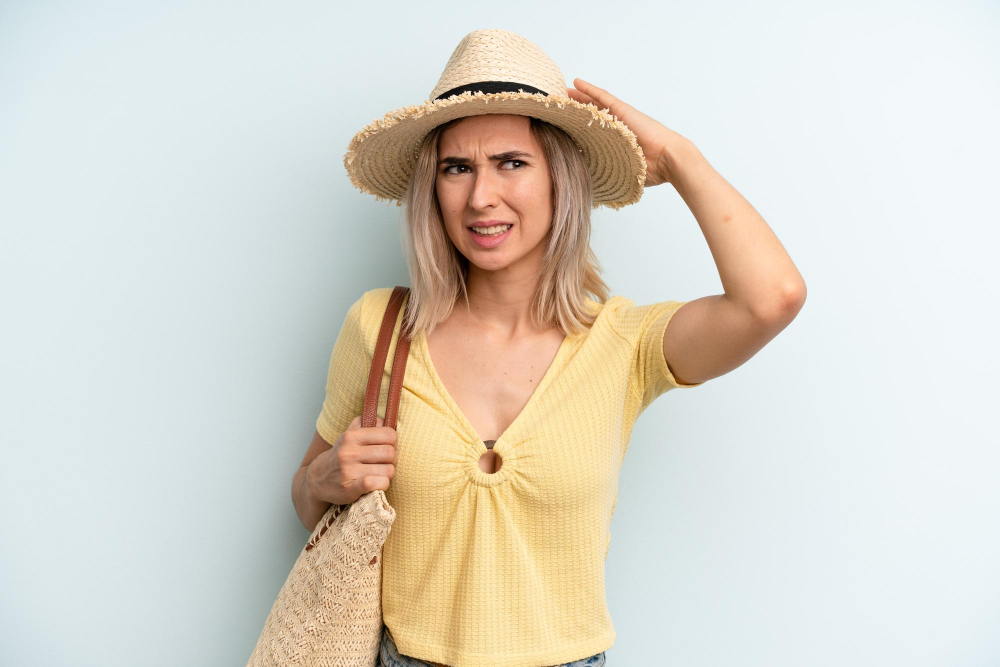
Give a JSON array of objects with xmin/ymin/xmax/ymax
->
[
  {"xmin": 350, "ymin": 286, "xmax": 405, "ymax": 342},
  {"xmin": 596, "ymin": 294, "xmax": 686, "ymax": 343},
  {"xmin": 362, "ymin": 286, "xmax": 406, "ymax": 309},
  {"xmin": 362, "ymin": 286, "xmax": 398, "ymax": 306},
  {"xmin": 348, "ymin": 286, "xmax": 396, "ymax": 320},
  {"xmin": 590, "ymin": 294, "xmax": 642, "ymax": 335}
]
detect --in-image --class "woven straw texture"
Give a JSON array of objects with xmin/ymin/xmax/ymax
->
[
  {"xmin": 344, "ymin": 29, "xmax": 647, "ymax": 210},
  {"xmin": 247, "ymin": 489, "xmax": 396, "ymax": 667}
]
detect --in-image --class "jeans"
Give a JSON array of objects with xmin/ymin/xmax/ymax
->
[{"xmin": 379, "ymin": 627, "xmax": 607, "ymax": 667}]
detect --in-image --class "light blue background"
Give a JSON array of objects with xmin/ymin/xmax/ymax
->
[{"xmin": 2, "ymin": 2, "xmax": 998, "ymax": 665}]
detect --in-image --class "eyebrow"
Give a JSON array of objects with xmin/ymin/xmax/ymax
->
[{"xmin": 438, "ymin": 150, "xmax": 535, "ymax": 166}]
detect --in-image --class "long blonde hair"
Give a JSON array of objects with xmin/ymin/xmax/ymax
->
[{"xmin": 399, "ymin": 115, "xmax": 610, "ymax": 339}]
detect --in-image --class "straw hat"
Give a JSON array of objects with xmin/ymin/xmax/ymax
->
[{"xmin": 343, "ymin": 29, "xmax": 647, "ymax": 210}]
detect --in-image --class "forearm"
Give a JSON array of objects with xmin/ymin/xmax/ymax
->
[
  {"xmin": 664, "ymin": 139, "xmax": 806, "ymax": 319},
  {"xmin": 292, "ymin": 463, "xmax": 331, "ymax": 532}
]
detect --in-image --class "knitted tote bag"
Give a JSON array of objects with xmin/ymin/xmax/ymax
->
[{"xmin": 248, "ymin": 286, "xmax": 413, "ymax": 667}]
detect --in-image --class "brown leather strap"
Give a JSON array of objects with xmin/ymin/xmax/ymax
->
[
  {"xmin": 384, "ymin": 291, "xmax": 413, "ymax": 430},
  {"xmin": 308, "ymin": 287, "xmax": 412, "ymax": 535},
  {"xmin": 361, "ymin": 286, "xmax": 412, "ymax": 430}
]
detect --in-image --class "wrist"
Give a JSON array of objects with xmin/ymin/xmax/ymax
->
[
  {"xmin": 660, "ymin": 139, "xmax": 710, "ymax": 195},
  {"xmin": 302, "ymin": 461, "xmax": 318, "ymax": 503},
  {"xmin": 659, "ymin": 137, "xmax": 700, "ymax": 174}
]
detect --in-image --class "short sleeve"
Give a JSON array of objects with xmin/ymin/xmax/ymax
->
[
  {"xmin": 315, "ymin": 293, "xmax": 370, "ymax": 445},
  {"xmin": 632, "ymin": 299, "xmax": 705, "ymax": 414}
]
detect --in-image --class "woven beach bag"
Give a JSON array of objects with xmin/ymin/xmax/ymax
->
[{"xmin": 248, "ymin": 286, "xmax": 413, "ymax": 667}]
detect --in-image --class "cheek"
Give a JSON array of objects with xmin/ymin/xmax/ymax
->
[
  {"xmin": 436, "ymin": 181, "xmax": 461, "ymax": 219},
  {"xmin": 436, "ymin": 187, "xmax": 467, "ymax": 241},
  {"xmin": 508, "ymin": 175, "xmax": 552, "ymax": 218}
]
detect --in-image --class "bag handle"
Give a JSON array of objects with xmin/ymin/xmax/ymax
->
[
  {"xmin": 303, "ymin": 287, "xmax": 412, "ymax": 552},
  {"xmin": 361, "ymin": 286, "xmax": 412, "ymax": 431}
]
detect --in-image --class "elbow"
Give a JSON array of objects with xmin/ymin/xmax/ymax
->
[{"xmin": 755, "ymin": 279, "xmax": 807, "ymax": 324}]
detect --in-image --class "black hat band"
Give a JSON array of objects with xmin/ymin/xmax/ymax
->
[{"xmin": 434, "ymin": 81, "xmax": 548, "ymax": 101}]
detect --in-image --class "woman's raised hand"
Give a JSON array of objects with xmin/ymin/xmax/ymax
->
[
  {"xmin": 306, "ymin": 415, "xmax": 397, "ymax": 505},
  {"xmin": 566, "ymin": 78, "xmax": 692, "ymax": 188}
]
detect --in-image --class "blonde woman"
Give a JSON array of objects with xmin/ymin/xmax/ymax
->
[{"xmin": 291, "ymin": 30, "xmax": 805, "ymax": 667}]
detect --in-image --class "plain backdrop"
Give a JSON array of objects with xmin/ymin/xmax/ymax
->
[{"xmin": 2, "ymin": 1, "xmax": 998, "ymax": 665}]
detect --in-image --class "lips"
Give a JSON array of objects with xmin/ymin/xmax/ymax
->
[
  {"xmin": 467, "ymin": 222, "xmax": 513, "ymax": 248},
  {"xmin": 468, "ymin": 220, "xmax": 515, "ymax": 229}
]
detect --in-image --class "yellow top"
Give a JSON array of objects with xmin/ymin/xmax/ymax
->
[{"xmin": 316, "ymin": 287, "xmax": 706, "ymax": 667}]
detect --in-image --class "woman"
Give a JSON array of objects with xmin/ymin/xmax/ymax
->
[{"xmin": 292, "ymin": 30, "xmax": 806, "ymax": 667}]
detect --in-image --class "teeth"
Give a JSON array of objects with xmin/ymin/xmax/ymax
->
[{"xmin": 472, "ymin": 224, "xmax": 511, "ymax": 236}]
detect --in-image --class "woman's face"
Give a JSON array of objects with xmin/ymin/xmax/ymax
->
[{"xmin": 435, "ymin": 114, "xmax": 553, "ymax": 277}]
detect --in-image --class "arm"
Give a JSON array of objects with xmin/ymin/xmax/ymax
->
[
  {"xmin": 291, "ymin": 430, "xmax": 334, "ymax": 531},
  {"xmin": 567, "ymin": 79, "xmax": 807, "ymax": 387},
  {"xmin": 659, "ymin": 138, "xmax": 807, "ymax": 387}
]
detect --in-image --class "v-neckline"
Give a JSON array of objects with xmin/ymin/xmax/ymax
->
[{"xmin": 418, "ymin": 327, "xmax": 572, "ymax": 450}]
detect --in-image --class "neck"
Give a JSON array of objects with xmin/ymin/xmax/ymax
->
[{"xmin": 460, "ymin": 266, "xmax": 543, "ymax": 337}]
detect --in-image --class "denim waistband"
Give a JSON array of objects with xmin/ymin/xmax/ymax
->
[{"xmin": 379, "ymin": 627, "xmax": 606, "ymax": 667}]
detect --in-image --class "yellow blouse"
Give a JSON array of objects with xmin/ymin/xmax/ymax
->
[{"xmin": 316, "ymin": 287, "xmax": 706, "ymax": 667}]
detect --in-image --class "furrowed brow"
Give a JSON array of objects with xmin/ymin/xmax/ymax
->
[
  {"xmin": 489, "ymin": 150, "xmax": 534, "ymax": 161},
  {"xmin": 438, "ymin": 150, "xmax": 535, "ymax": 166}
]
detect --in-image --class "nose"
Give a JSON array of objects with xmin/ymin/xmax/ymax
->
[{"xmin": 468, "ymin": 166, "xmax": 501, "ymax": 211}]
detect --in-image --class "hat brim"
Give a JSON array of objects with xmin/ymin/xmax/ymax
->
[{"xmin": 343, "ymin": 90, "xmax": 647, "ymax": 210}]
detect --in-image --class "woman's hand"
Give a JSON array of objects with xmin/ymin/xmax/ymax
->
[
  {"xmin": 306, "ymin": 415, "xmax": 397, "ymax": 505},
  {"xmin": 566, "ymin": 78, "xmax": 692, "ymax": 188}
]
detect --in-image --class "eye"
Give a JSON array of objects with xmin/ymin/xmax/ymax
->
[{"xmin": 441, "ymin": 160, "xmax": 527, "ymax": 175}]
